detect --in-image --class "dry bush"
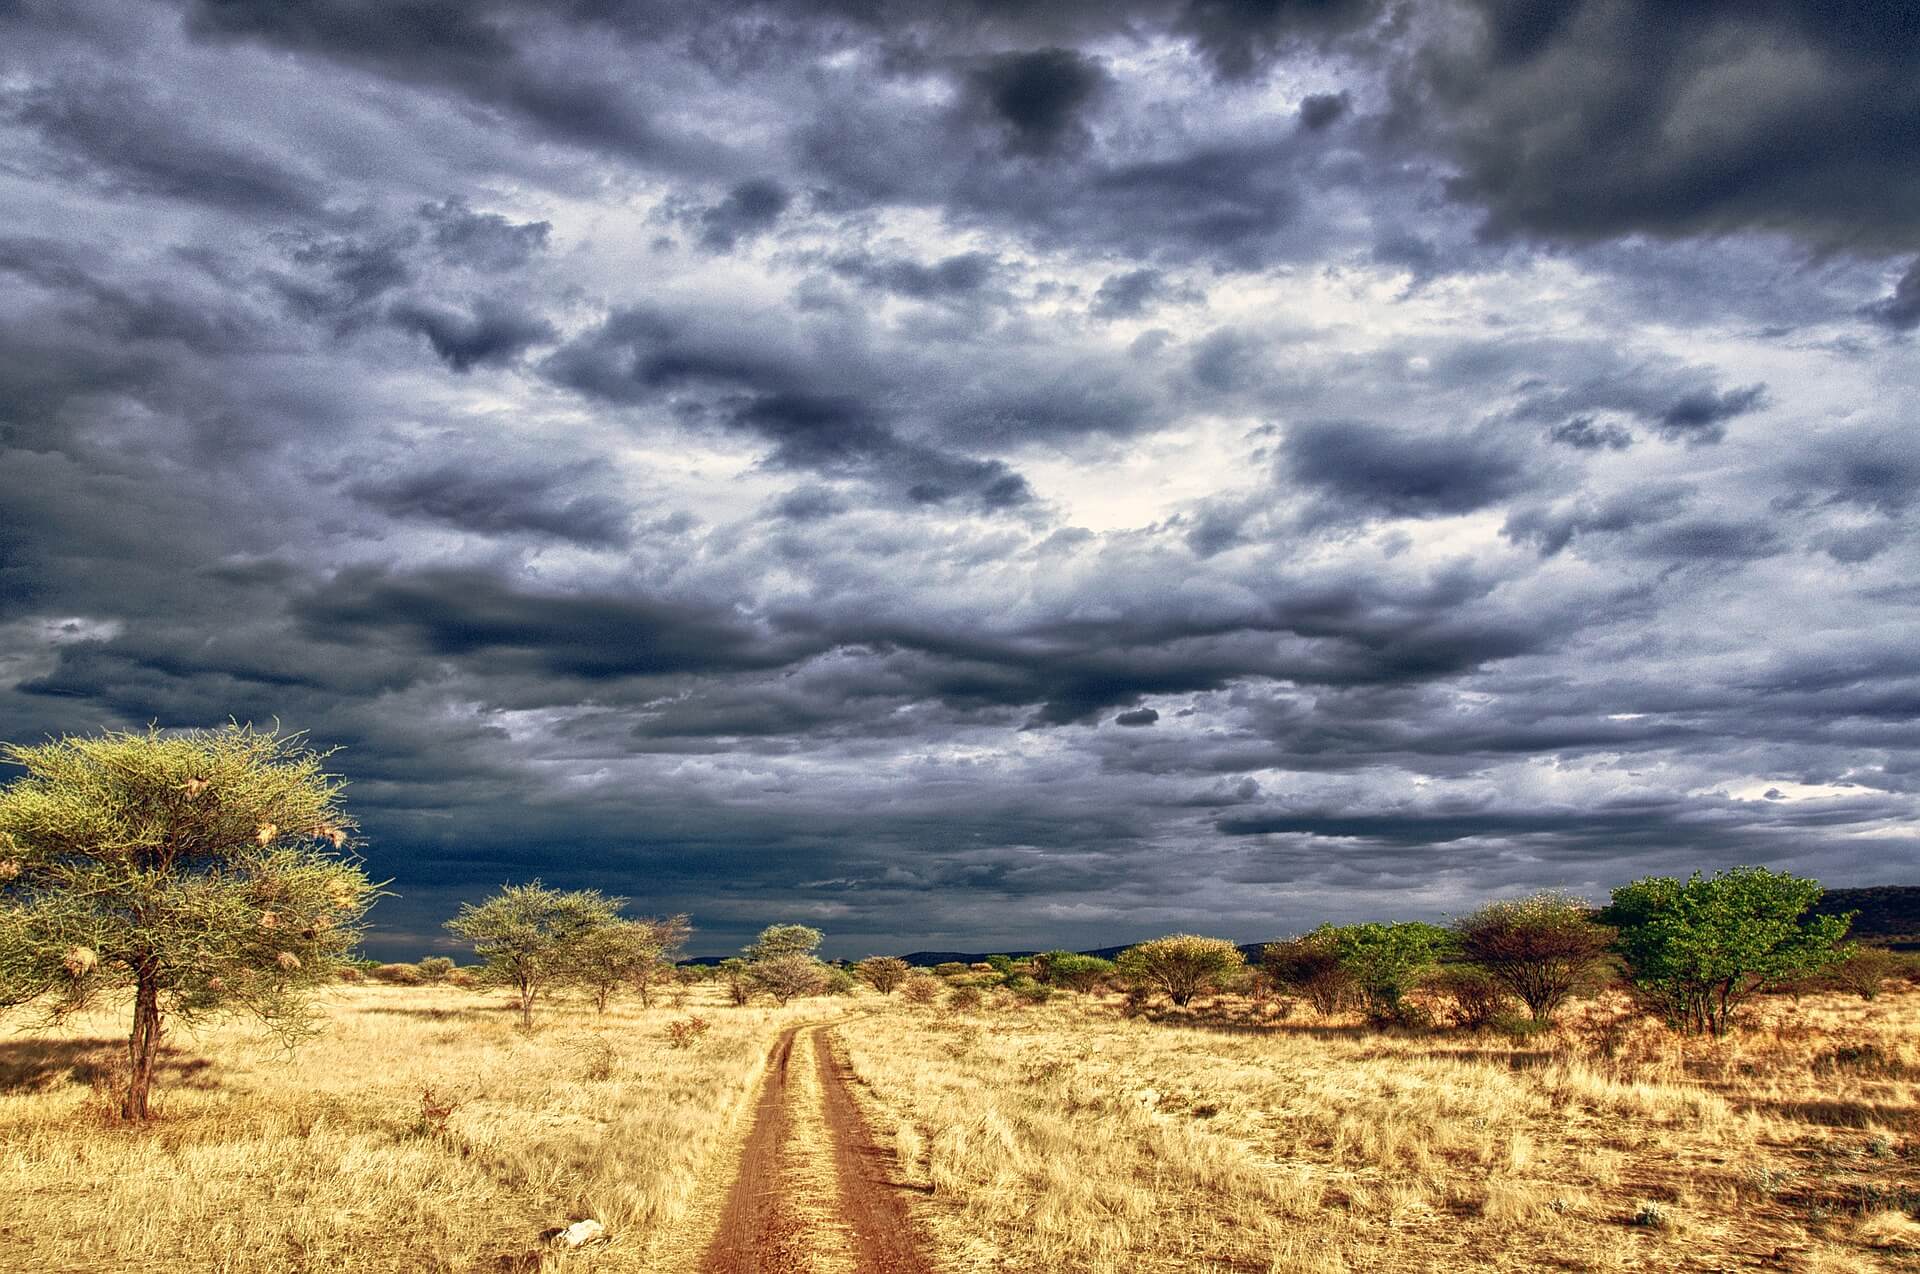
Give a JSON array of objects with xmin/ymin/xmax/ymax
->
[
  {"xmin": 664, "ymin": 1016, "xmax": 711, "ymax": 1049},
  {"xmin": 900, "ymin": 973, "xmax": 941, "ymax": 1005},
  {"xmin": 1428, "ymin": 964, "xmax": 1519, "ymax": 1030},
  {"xmin": 370, "ymin": 963, "xmax": 423, "ymax": 986}
]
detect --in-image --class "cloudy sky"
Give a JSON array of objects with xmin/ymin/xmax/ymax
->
[{"xmin": 1, "ymin": 1, "xmax": 1916, "ymax": 958}]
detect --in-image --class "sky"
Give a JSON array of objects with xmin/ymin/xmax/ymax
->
[{"xmin": 0, "ymin": 1, "xmax": 1916, "ymax": 960}]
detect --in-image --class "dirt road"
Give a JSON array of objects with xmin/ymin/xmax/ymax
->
[{"xmin": 700, "ymin": 1022, "xmax": 933, "ymax": 1274}]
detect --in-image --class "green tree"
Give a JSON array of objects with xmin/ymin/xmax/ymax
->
[
  {"xmin": 1319, "ymin": 922, "xmax": 1453, "ymax": 1024},
  {"xmin": 1453, "ymin": 891, "xmax": 1613, "ymax": 1025},
  {"xmin": 1033, "ymin": 951, "xmax": 1115, "ymax": 992},
  {"xmin": 569, "ymin": 914, "xmax": 690, "ymax": 1013},
  {"xmin": 1602, "ymin": 867, "xmax": 1853, "ymax": 1035},
  {"xmin": 856, "ymin": 955, "xmax": 911, "ymax": 994},
  {"xmin": 445, "ymin": 881, "xmax": 622, "ymax": 1028},
  {"xmin": 0, "ymin": 724, "xmax": 375, "ymax": 1119},
  {"xmin": 1115, "ymin": 935, "xmax": 1246, "ymax": 1007},
  {"xmin": 744, "ymin": 924, "xmax": 822, "ymax": 961}
]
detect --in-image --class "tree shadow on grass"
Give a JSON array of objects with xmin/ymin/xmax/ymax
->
[{"xmin": 0, "ymin": 1037, "xmax": 218, "ymax": 1095}]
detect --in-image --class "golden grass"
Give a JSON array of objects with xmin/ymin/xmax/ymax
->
[
  {"xmin": 1, "ymin": 981, "xmax": 1915, "ymax": 1273},
  {"xmin": 834, "ymin": 988, "xmax": 1920, "ymax": 1273},
  {"xmin": 0, "ymin": 983, "xmax": 814, "ymax": 1273}
]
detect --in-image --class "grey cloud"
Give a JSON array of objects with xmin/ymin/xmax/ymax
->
[
  {"xmin": 699, "ymin": 178, "xmax": 792, "ymax": 251},
  {"xmin": 345, "ymin": 460, "xmax": 630, "ymax": 546},
  {"xmin": 389, "ymin": 296, "xmax": 557, "ymax": 371},
  {"xmin": 1284, "ymin": 419, "xmax": 1535, "ymax": 521}
]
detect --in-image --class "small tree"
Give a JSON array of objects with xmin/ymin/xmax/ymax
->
[
  {"xmin": 1262, "ymin": 933, "xmax": 1355, "ymax": 1016},
  {"xmin": 1826, "ymin": 947, "xmax": 1902, "ymax": 1001},
  {"xmin": 0, "ymin": 724, "xmax": 375, "ymax": 1119},
  {"xmin": 856, "ymin": 956, "xmax": 910, "ymax": 994},
  {"xmin": 1115, "ymin": 935, "xmax": 1246, "ymax": 1007},
  {"xmin": 745, "ymin": 924, "xmax": 823, "ymax": 961},
  {"xmin": 569, "ymin": 914, "xmax": 691, "ymax": 1013},
  {"xmin": 1034, "ymin": 951, "xmax": 1115, "ymax": 992},
  {"xmin": 718, "ymin": 957, "xmax": 755, "ymax": 1006},
  {"xmin": 750, "ymin": 953, "xmax": 829, "ymax": 1005},
  {"xmin": 445, "ymin": 881, "xmax": 622, "ymax": 1028},
  {"xmin": 1603, "ymin": 867, "xmax": 1853, "ymax": 1035},
  {"xmin": 1320, "ymin": 922, "xmax": 1453, "ymax": 1024},
  {"xmin": 900, "ymin": 973, "xmax": 941, "ymax": 1004},
  {"xmin": 1426, "ymin": 965, "xmax": 1516, "ymax": 1030},
  {"xmin": 1454, "ymin": 891, "xmax": 1612, "ymax": 1025},
  {"xmin": 416, "ymin": 956, "xmax": 455, "ymax": 982}
]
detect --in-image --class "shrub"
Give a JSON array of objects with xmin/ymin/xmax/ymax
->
[
  {"xmin": 444, "ymin": 969, "xmax": 476, "ymax": 988},
  {"xmin": 932, "ymin": 962, "xmax": 968, "ymax": 978},
  {"xmin": 856, "ymin": 956, "xmax": 911, "ymax": 994},
  {"xmin": 1008, "ymin": 978, "xmax": 1052, "ymax": 1005},
  {"xmin": 1262, "ymin": 934, "xmax": 1354, "ymax": 1015},
  {"xmin": 947, "ymin": 984, "xmax": 983, "ymax": 1012},
  {"xmin": 373, "ymin": 963, "xmax": 423, "ymax": 985},
  {"xmin": 1603, "ymin": 867, "xmax": 1853, "ymax": 1035},
  {"xmin": 1115, "ymin": 935, "xmax": 1247, "ymax": 1007},
  {"xmin": 824, "ymin": 966, "xmax": 858, "ymax": 996},
  {"xmin": 985, "ymin": 954, "xmax": 1015, "ymax": 977},
  {"xmin": 900, "ymin": 973, "xmax": 941, "ymax": 1005},
  {"xmin": 416, "ymin": 957, "xmax": 455, "ymax": 981},
  {"xmin": 1453, "ymin": 891, "xmax": 1612, "ymax": 1025},
  {"xmin": 718, "ymin": 958, "xmax": 755, "ymax": 1007},
  {"xmin": 1826, "ymin": 946, "xmax": 1903, "ymax": 1000},
  {"xmin": 664, "ymin": 1016, "xmax": 711, "ymax": 1049},
  {"xmin": 1427, "ymin": 964, "xmax": 1517, "ymax": 1030},
  {"xmin": 336, "ymin": 966, "xmax": 364, "ymax": 983},
  {"xmin": 1317, "ymin": 922, "xmax": 1453, "ymax": 1024},
  {"xmin": 1033, "ymin": 951, "xmax": 1115, "ymax": 992},
  {"xmin": 566, "ymin": 916, "xmax": 690, "ymax": 1012}
]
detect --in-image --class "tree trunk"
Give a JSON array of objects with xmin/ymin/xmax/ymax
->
[{"xmin": 123, "ymin": 973, "xmax": 162, "ymax": 1120}]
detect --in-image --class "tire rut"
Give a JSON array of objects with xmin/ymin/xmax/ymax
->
[{"xmin": 699, "ymin": 1022, "xmax": 931, "ymax": 1274}]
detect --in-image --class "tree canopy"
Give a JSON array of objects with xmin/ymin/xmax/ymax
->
[{"xmin": 0, "ymin": 724, "xmax": 375, "ymax": 1118}]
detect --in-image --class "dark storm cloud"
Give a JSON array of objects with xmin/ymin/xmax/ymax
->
[
  {"xmin": 961, "ymin": 47, "xmax": 1110, "ymax": 157},
  {"xmin": 345, "ymin": 460, "xmax": 630, "ymax": 546},
  {"xmin": 1411, "ymin": 0, "xmax": 1920, "ymax": 254},
  {"xmin": 1, "ymin": 0, "xmax": 1915, "ymax": 956},
  {"xmin": 1283, "ymin": 420, "xmax": 1534, "ymax": 521},
  {"xmin": 388, "ymin": 296, "xmax": 556, "ymax": 371},
  {"xmin": 698, "ymin": 178, "xmax": 792, "ymax": 251}
]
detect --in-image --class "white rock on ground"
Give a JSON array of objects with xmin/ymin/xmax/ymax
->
[{"xmin": 550, "ymin": 1219, "xmax": 607, "ymax": 1248}]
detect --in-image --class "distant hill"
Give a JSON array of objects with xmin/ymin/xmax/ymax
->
[{"xmin": 1817, "ymin": 885, "xmax": 1920, "ymax": 946}]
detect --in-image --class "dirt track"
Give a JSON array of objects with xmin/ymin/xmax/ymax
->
[{"xmin": 700, "ymin": 1022, "xmax": 932, "ymax": 1274}]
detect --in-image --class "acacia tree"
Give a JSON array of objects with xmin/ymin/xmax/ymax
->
[
  {"xmin": 1604, "ymin": 868, "xmax": 1852, "ymax": 1035},
  {"xmin": 569, "ymin": 914, "xmax": 690, "ymax": 1013},
  {"xmin": 1454, "ymin": 891, "xmax": 1613, "ymax": 1025},
  {"xmin": 1034, "ymin": 951, "xmax": 1115, "ymax": 992},
  {"xmin": 445, "ymin": 882, "xmax": 621, "ymax": 1028},
  {"xmin": 0, "ymin": 725, "xmax": 376, "ymax": 1119},
  {"xmin": 856, "ymin": 955, "xmax": 910, "ymax": 994},
  {"xmin": 745, "ymin": 924, "xmax": 823, "ymax": 961},
  {"xmin": 750, "ymin": 953, "xmax": 829, "ymax": 1004},
  {"xmin": 1115, "ymin": 935, "xmax": 1246, "ymax": 1007},
  {"xmin": 717, "ymin": 957, "xmax": 755, "ymax": 1006}
]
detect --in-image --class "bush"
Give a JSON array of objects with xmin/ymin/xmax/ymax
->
[
  {"xmin": 718, "ymin": 958, "xmax": 755, "ymax": 1007},
  {"xmin": 947, "ymin": 984, "xmax": 983, "ymax": 1012},
  {"xmin": 1826, "ymin": 947, "xmax": 1904, "ymax": 1000},
  {"xmin": 900, "ymin": 974, "xmax": 941, "ymax": 1005},
  {"xmin": 1262, "ymin": 934, "xmax": 1354, "ymax": 1015},
  {"xmin": 336, "ymin": 966, "xmax": 364, "ymax": 983},
  {"xmin": 932, "ymin": 962, "xmax": 968, "ymax": 978},
  {"xmin": 416, "ymin": 957, "xmax": 455, "ymax": 981},
  {"xmin": 856, "ymin": 956, "xmax": 911, "ymax": 994},
  {"xmin": 373, "ymin": 963, "xmax": 423, "ymax": 985},
  {"xmin": 664, "ymin": 1016, "xmax": 711, "ymax": 1049},
  {"xmin": 1115, "ymin": 935, "xmax": 1246, "ymax": 1007},
  {"xmin": 444, "ymin": 969, "xmax": 476, "ymax": 988},
  {"xmin": 824, "ymin": 966, "xmax": 858, "ymax": 996},
  {"xmin": 1316, "ymin": 922, "xmax": 1453, "ymax": 1024},
  {"xmin": 1034, "ymin": 951, "xmax": 1115, "ymax": 992},
  {"xmin": 1454, "ymin": 891, "xmax": 1611, "ymax": 1025},
  {"xmin": 1427, "ymin": 964, "xmax": 1517, "ymax": 1030}
]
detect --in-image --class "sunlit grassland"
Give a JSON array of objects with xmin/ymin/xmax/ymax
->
[
  {"xmin": 835, "ymin": 988, "xmax": 1920, "ymax": 1272},
  {"xmin": 0, "ymin": 983, "xmax": 808, "ymax": 1274}
]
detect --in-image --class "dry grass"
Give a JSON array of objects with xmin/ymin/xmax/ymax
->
[
  {"xmin": 0, "ymin": 982, "xmax": 815, "ymax": 1273},
  {"xmin": 2, "ymin": 980, "xmax": 1915, "ymax": 1273},
  {"xmin": 835, "ymin": 988, "xmax": 1920, "ymax": 1273}
]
